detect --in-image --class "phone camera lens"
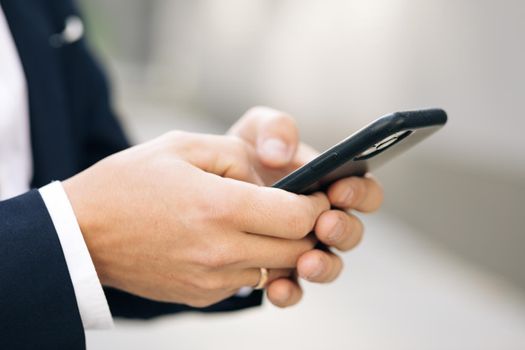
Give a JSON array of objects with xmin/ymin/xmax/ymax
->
[{"xmin": 354, "ymin": 130, "xmax": 412, "ymax": 161}]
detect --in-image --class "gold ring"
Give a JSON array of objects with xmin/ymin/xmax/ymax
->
[{"xmin": 254, "ymin": 267, "xmax": 268, "ymax": 290}]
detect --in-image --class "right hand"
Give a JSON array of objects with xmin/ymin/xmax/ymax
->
[
  {"xmin": 63, "ymin": 131, "xmax": 330, "ymax": 307},
  {"xmin": 229, "ymin": 107, "xmax": 384, "ymax": 307}
]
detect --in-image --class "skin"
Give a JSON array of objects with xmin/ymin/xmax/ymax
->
[
  {"xmin": 229, "ymin": 107, "xmax": 383, "ymax": 306},
  {"xmin": 63, "ymin": 106, "xmax": 383, "ymax": 309}
]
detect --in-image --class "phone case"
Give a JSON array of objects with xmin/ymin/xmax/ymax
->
[{"xmin": 272, "ymin": 108, "xmax": 447, "ymax": 194}]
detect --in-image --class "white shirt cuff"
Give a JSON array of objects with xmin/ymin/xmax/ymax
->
[
  {"xmin": 236, "ymin": 287, "xmax": 254, "ymax": 297},
  {"xmin": 39, "ymin": 181, "xmax": 114, "ymax": 329}
]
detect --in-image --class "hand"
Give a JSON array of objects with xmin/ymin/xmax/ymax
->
[
  {"xmin": 63, "ymin": 131, "xmax": 330, "ymax": 307},
  {"xmin": 229, "ymin": 106, "xmax": 384, "ymax": 307}
]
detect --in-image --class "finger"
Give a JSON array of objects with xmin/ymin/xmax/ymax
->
[
  {"xmin": 238, "ymin": 233, "xmax": 317, "ymax": 269},
  {"xmin": 228, "ymin": 106, "xmax": 299, "ymax": 168},
  {"xmin": 165, "ymin": 131, "xmax": 264, "ymax": 185},
  {"xmin": 314, "ymin": 210, "xmax": 364, "ymax": 252},
  {"xmin": 290, "ymin": 142, "xmax": 319, "ymax": 169},
  {"xmin": 230, "ymin": 268, "xmax": 293, "ymax": 291},
  {"xmin": 266, "ymin": 278, "xmax": 303, "ymax": 308},
  {"xmin": 230, "ymin": 186, "xmax": 330, "ymax": 239},
  {"xmin": 254, "ymin": 142, "xmax": 321, "ymax": 185},
  {"xmin": 327, "ymin": 174, "xmax": 383, "ymax": 212},
  {"xmin": 297, "ymin": 249, "xmax": 343, "ymax": 283}
]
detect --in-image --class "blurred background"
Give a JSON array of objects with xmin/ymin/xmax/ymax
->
[{"xmin": 79, "ymin": 0, "xmax": 525, "ymax": 349}]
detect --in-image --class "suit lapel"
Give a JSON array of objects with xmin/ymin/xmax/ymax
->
[{"xmin": 1, "ymin": 0, "xmax": 78, "ymax": 187}]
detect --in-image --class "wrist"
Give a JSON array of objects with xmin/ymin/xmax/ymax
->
[
  {"xmin": 39, "ymin": 181, "xmax": 114, "ymax": 328},
  {"xmin": 62, "ymin": 176, "xmax": 111, "ymax": 286}
]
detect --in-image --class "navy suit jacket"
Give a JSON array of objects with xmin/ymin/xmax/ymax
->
[{"xmin": 0, "ymin": 1, "xmax": 262, "ymax": 349}]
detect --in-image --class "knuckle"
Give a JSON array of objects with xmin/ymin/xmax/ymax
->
[
  {"xmin": 161, "ymin": 130, "xmax": 198, "ymax": 156},
  {"xmin": 184, "ymin": 269, "xmax": 228, "ymax": 295},
  {"xmin": 200, "ymin": 251, "xmax": 228, "ymax": 269},
  {"xmin": 197, "ymin": 275, "xmax": 226, "ymax": 292},
  {"xmin": 198, "ymin": 189, "xmax": 242, "ymax": 226},
  {"xmin": 239, "ymin": 165, "xmax": 255, "ymax": 182},
  {"xmin": 163, "ymin": 130, "xmax": 187, "ymax": 144},
  {"xmin": 225, "ymin": 135, "xmax": 247, "ymax": 152},
  {"xmin": 218, "ymin": 191, "xmax": 246, "ymax": 223},
  {"xmin": 224, "ymin": 136, "xmax": 254, "ymax": 174},
  {"xmin": 227, "ymin": 197, "xmax": 245, "ymax": 221},
  {"xmin": 286, "ymin": 206, "xmax": 316, "ymax": 239},
  {"xmin": 244, "ymin": 105, "xmax": 269, "ymax": 118},
  {"xmin": 195, "ymin": 240, "xmax": 237, "ymax": 269},
  {"xmin": 224, "ymin": 136, "xmax": 252, "ymax": 161},
  {"xmin": 285, "ymin": 216, "xmax": 306, "ymax": 239},
  {"xmin": 304, "ymin": 196, "xmax": 321, "ymax": 227},
  {"xmin": 316, "ymin": 193, "xmax": 331, "ymax": 212}
]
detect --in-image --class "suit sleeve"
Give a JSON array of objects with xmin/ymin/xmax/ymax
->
[{"xmin": 0, "ymin": 190, "xmax": 85, "ymax": 350}]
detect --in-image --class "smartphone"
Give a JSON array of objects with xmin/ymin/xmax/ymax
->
[{"xmin": 272, "ymin": 108, "xmax": 447, "ymax": 194}]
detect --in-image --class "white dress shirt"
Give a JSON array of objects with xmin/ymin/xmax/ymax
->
[{"xmin": 0, "ymin": 5, "xmax": 113, "ymax": 329}]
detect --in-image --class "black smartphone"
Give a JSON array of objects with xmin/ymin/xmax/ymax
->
[{"xmin": 272, "ymin": 108, "xmax": 447, "ymax": 194}]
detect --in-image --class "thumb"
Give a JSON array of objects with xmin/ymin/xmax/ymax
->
[
  {"xmin": 257, "ymin": 130, "xmax": 297, "ymax": 169},
  {"xmin": 229, "ymin": 107, "xmax": 299, "ymax": 168}
]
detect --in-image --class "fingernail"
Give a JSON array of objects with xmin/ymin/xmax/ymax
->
[
  {"xmin": 339, "ymin": 187, "xmax": 353, "ymax": 205},
  {"xmin": 277, "ymin": 290, "xmax": 291, "ymax": 304},
  {"xmin": 307, "ymin": 266, "xmax": 323, "ymax": 280},
  {"xmin": 303, "ymin": 258, "xmax": 324, "ymax": 280},
  {"xmin": 327, "ymin": 219, "xmax": 345, "ymax": 243},
  {"xmin": 260, "ymin": 138, "xmax": 290, "ymax": 162}
]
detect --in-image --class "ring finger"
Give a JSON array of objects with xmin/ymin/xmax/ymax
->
[{"xmin": 231, "ymin": 268, "xmax": 293, "ymax": 291}]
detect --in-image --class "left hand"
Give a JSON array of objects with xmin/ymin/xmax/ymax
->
[{"xmin": 228, "ymin": 106, "xmax": 384, "ymax": 307}]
